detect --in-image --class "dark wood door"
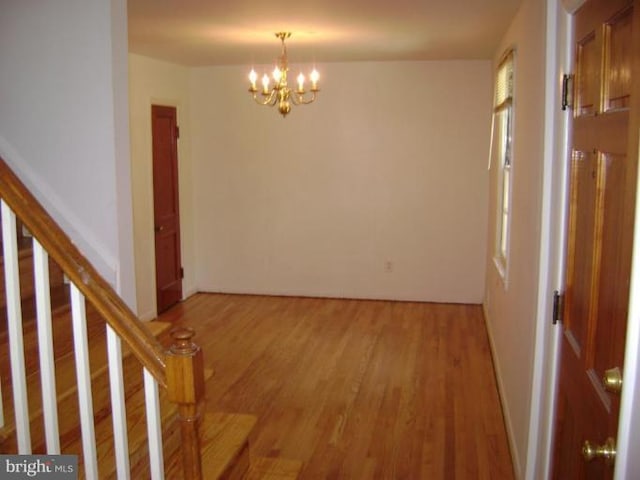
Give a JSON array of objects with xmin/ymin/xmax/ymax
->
[
  {"xmin": 553, "ymin": 0, "xmax": 640, "ymax": 477},
  {"xmin": 151, "ymin": 105, "xmax": 182, "ymax": 313}
]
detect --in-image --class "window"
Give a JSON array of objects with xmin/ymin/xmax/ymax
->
[{"xmin": 492, "ymin": 50, "xmax": 514, "ymax": 279}]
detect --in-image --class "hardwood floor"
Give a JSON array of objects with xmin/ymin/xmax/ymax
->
[{"xmin": 158, "ymin": 294, "xmax": 514, "ymax": 479}]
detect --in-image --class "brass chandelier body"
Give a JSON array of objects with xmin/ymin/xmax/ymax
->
[{"xmin": 248, "ymin": 32, "xmax": 319, "ymax": 117}]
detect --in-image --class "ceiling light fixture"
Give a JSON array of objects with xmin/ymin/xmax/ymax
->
[{"xmin": 248, "ymin": 32, "xmax": 320, "ymax": 118}]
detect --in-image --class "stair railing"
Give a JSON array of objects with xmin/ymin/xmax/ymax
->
[{"xmin": 0, "ymin": 156, "xmax": 204, "ymax": 479}]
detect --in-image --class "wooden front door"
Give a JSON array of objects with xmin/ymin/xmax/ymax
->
[
  {"xmin": 151, "ymin": 105, "xmax": 182, "ymax": 313},
  {"xmin": 553, "ymin": 0, "xmax": 640, "ymax": 477}
]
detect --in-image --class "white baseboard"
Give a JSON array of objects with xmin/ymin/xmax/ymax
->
[
  {"xmin": 482, "ymin": 302, "xmax": 523, "ymax": 480},
  {"xmin": 182, "ymin": 285, "xmax": 198, "ymax": 300},
  {"xmin": 195, "ymin": 284, "xmax": 481, "ymax": 305}
]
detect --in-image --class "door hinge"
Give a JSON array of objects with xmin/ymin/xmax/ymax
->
[
  {"xmin": 175, "ymin": 125, "xmax": 180, "ymax": 140},
  {"xmin": 552, "ymin": 290, "xmax": 564, "ymax": 325},
  {"xmin": 561, "ymin": 74, "xmax": 573, "ymax": 111},
  {"xmin": 180, "ymin": 267, "xmax": 184, "ymax": 279}
]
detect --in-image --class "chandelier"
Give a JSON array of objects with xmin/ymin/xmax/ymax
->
[{"xmin": 248, "ymin": 32, "xmax": 320, "ymax": 117}]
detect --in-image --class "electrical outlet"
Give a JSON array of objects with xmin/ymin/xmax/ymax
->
[{"xmin": 384, "ymin": 260, "xmax": 393, "ymax": 273}]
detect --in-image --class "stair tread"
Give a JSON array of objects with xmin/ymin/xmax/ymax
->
[
  {"xmin": 0, "ymin": 236, "xmax": 34, "ymax": 262},
  {"xmin": 0, "ymin": 282, "xmax": 69, "ymax": 333},
  {"xmin": 244, "ymin": 457, "xmax": 303, "ymax": 480},
  {"xmin": 164, "ymin": 411, "xmax": 257, "ymax": 480},
  {"xmin": 202, "ymin": 412, "xmax": 256, "ymax": 479},
  {"xmin": 0, "ymin": 320, "xmax": 172, "ymax": 448},
  {"xmin": 0, "ymin": 287, "xmax": 75, "ymax": 379},
  {"xmin": 0, "ymin": 245, "xmax": 66, "ymax": 323},
  {"xmin": 0, "ymin": 306, "xmax": 105, "ymax": 444}
]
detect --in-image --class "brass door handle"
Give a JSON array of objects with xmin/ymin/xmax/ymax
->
[
  {"xmin": 603, "ymin": 367, "xmax": 623, "ymax": 393},
  {"xmin": 155, "ymin": 225, "xmax": 164, "ymax": 233},
  {"xmin": 582, "ymin": 438, "xmax": 616, "ymax": 465}
]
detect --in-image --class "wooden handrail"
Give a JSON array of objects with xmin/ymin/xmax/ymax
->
[{"xmin": 0, "ymin": 156, "xmax": 167, "ymax": 386}]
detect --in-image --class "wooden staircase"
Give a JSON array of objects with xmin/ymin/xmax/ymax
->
[{"xmin": 0, "ymin": 157, "xmax": 302, "ymax": 479}]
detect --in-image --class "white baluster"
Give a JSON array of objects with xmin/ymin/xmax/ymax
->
[
  {"xmin": 107, "ymin": 325, "xmax": 130, "ymax": 479},
  {"xmin": 144, "ymin": 368, "xmax": 165, "ymax": 480},
  {"xmin": 33, "ymin": 240, "xmax": 60, "ymax": 454},
  {"xmin": 1, "ymin": 200, "xmax": 31, "ymax": 453},
  {"xmin": 70, "ymin": 285, "xmax": 98, "ymax": 479},
  {"xmin": 0, "ymin": 374, "xmax": 4, "ymax": 428}
]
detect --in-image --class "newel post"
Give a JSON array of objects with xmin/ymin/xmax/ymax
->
[{"xmin": 166, "ymin": 328, "xmax": 205, "ymax": 480}]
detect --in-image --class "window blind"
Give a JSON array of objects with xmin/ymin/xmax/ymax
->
[{"xmin": 494, "ymin": 51, "xmax": 514, "ymax": 110}]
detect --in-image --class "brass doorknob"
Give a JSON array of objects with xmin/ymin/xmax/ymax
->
[
  {"xmin": 155, "ymin": 225, "xmax": 164, "ymax": 233},
  {"xmin": 603, "ymin": 367, "xmax": 623, "ymax": 393},
  {"xmin": 582, "ymin": 437, "xmax": 616, "ymax": 465}
]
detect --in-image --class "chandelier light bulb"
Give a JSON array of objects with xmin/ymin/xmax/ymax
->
[
  {"xmin": 261, "ymin": 74, "xmax": 270, "ymax": 93},
  {"xmin": 249, "ymin": 69, "xmax": 258, "ymax": 90},
  {"xmin": 273, "ymin": 67, "xmax": 283, "ymax": 83},
  {"xmin": 310, "ymin": 69, "xmax": 320, "ymax": 90},
  {"xmin": 297, "ymin": 73, "xmax": 305, "ymax": 92}
]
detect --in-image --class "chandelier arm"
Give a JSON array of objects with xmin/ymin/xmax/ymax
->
[
  {"xmin": 251, "ymin": 91, "xmax": 278, "ymax": 106},
  {"xmin": 290, "ymin": 91, "xmax": 318, "ymax": 106}
]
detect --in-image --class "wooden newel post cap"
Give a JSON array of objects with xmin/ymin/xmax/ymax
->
[{"xmin": 170, "ymin": 327, "xmax": 197, "ymax": 354}]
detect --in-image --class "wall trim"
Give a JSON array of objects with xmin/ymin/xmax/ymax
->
[
  {"xmin": 183, "ymin": 285, "xmax": 198, "ymax": 300},
  {"xmin": 197, "ymin": 285, "xmax": 483, "ymax": 305}
]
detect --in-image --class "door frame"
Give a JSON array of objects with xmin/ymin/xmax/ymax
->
[
  {"xmin": 527, "ymin": 0, "xmax": 640, "ymax": 478},
  {"xmin": 523, "ymin": 2, "xmax": 573, "ymax": 478}
]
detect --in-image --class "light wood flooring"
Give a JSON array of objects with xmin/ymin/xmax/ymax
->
[{"xmin": 158, "ymin": 293, "xmax": 514, "ymax": 479}]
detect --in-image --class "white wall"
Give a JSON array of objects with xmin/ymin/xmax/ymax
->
[
  {"xmin": 190, "ymin": 61, "xmax": 492, "ymax": 303},
  {"xmin": 483, "ymin": 0, "xmax": 547, "ymax": 477},
  {"xmin": 128, "ymin": 54, "xmax": 195, "ymax": 320},
  {"xmin": 0, "ymin": 0, "xmax": 135, "ymax": 304}
]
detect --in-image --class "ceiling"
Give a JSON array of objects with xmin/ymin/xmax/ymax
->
[{"xmin": 127, "ymin": 0, "xmax": 523, "ymax": 67}]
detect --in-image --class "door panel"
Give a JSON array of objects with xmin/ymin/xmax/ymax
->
[
  {"xmin": 564, "ymin": 150, "xmax": 597, "ymax": 356},
  {"xmin": 604, "ymin": 6, "xmax": 633, "ymax": 111},
  {"xmin": 553, "ymin": 0, "xmax": 638, "ymax": 477},
  {"xmin": 151, "ymin": 105, "xmax": 182, "ymax": 313},
  {"xmin": 576, "ymin": 32, "xmax": 599, "ymax": 117},
  {"xmin": 593, "ymin": 153, "xmax": 627, "ymax": 378}
]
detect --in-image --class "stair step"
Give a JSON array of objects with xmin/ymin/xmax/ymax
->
[
  {"xmin": 244, "ymin": 457, "xmax": 303, "ymax": 480},
  {"xmin": 164, "ymin": 412, "xmax": 257, "ymax": 480},
  {"xmin": 202, "ymin": 412, "xmax": 257, "ymax": 480},
  {"xmin": 0, "ymin": 305, "xmax": 105, "ymax": 450},
  {"xmin": 0, "ymin": 319, "xmax": 172, "ymax": 453},
  {"xmin": 0, "ymin": 244, "xmax": 65, "ymax": 319},
  {"xmin": 0, "ymin": 282, "xmax": 69, "ymax": 339},
  {"xmin": 0, "ymin": 287, "xmax": 83, "ymax": 380}
]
